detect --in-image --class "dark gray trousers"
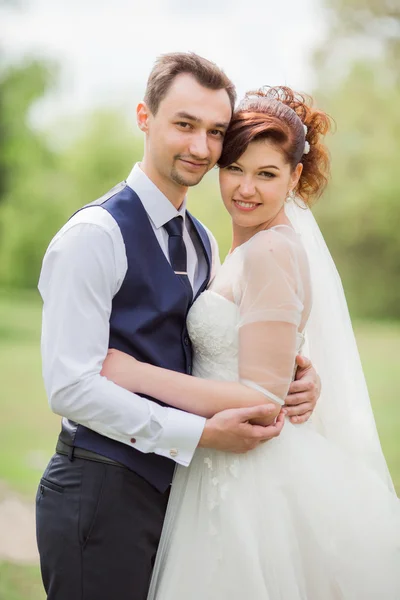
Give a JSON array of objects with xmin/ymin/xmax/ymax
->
[{"xmin": 36, "ymin": 452, "xmax": 169, "ymax": 600}]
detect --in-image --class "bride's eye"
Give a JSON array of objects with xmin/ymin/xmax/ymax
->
[
  {"xmin": 259, "ymin": 171, "xmax": 276, "ymax": 178},
  {"xmin": 226, "ymin": 165, "xmax": 241, "ymax": 172}
]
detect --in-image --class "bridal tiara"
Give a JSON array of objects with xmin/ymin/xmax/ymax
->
[{"xmin": 303, "ymin": 124, "xmax": 310, "ymax": 155}]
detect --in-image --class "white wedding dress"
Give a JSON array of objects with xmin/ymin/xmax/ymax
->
[{"xmin": 148, "ymin": 226, "xmax": 400, "ymax": 600}]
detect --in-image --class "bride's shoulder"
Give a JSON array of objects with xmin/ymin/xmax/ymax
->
[{"xmin": 242, "ymin": 226, "xmax": 302, "ymax": 268}]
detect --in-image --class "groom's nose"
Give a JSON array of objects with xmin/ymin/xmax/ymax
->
[{"xmin": 188, "ymin": 131, "xmax": 210, "ymax": 160}]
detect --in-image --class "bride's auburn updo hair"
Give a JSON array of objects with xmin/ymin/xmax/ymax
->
[{"xmin": 218, "ymin": 86, "xmax": 332, "ymax": 205}]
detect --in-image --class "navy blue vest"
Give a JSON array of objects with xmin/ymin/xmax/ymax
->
[{"xmin": 59, "ymin": 182, "xmax": 212, "ymax": 492}]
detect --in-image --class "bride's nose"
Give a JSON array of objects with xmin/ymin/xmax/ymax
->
[{"xmin": 237, "ymin": 178, "xmax": 256, "ymax": 198}]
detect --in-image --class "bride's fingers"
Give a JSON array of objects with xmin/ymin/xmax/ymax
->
[
  {"xmin": 295, "ymin": 355, "xmax": 312, "ymax": 369},
  {"xmin": 284, "ymin": 402, "xmax": 313, "ymax": 417},
  {"xmin": 285, "ymin": 392, "xmax": 309, "ymax": 406},
  {"xmin": 287, "ymin": 379, "xmax": 316, "ymax": 396},
  {"xmin": 290, "ymin": 411, "xmax": 313, "ymax": 424}
]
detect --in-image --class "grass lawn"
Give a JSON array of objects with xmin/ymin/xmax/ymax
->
[
  {"xmin": 0, "ymin": 289, "xmax": 399, "ymax": 600},
  {"xmin": 0, "ymin": 290, "xmax": 60, "ymax": 497},
  {"xmin": 353, "ymin": 320, "xmax": 400, "ymax": 487},
  {"xmin": 1, "ymin": 288, "xmax": 399, "ymax": 496},
  {"xmin": 0, "ymin": 562, "xmax": 44, "ymax": 600}
]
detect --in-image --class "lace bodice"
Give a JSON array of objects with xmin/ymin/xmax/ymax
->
[
  {"xmin": 188, "ymin": 290, "xmax": 305, "ymax": 381},
  {"xmin": 187, "ymin": 226, "xmax": 311, "ymax": 400},
  {"xmin": 187, "ymin": 291, "xmax": 240, "ymax": 381}
]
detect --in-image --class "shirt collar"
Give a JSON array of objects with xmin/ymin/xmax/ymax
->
[{"xmin": 126, "ymin": 163, "xmax": 187, "ymax": 230}]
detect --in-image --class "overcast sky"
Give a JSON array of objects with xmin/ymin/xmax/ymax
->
[{"xmin": 2, "ymin": 0, "xmax": 326, "ymax": 126}]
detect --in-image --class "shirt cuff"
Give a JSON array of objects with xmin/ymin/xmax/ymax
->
[{"xmin": 153, "ymin": 408, "xmax": 206, "ymax": 466}]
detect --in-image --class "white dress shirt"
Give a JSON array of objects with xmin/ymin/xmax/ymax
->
[{"xmin": 39, "ymin": 163, "xmax": 220, "ymax": 466}]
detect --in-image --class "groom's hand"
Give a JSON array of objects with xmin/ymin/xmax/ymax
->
[
  {"xmin": 285, "ymin": 356, "xmax": 321, "ymax": 424},
  {"xmin": 198, "ymin": 405, "xmax": 286, "ymax": 453}
]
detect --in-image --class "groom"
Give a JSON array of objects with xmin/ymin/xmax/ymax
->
[{"xmin": 36, "ymin": 52, "xmax": 320, "ymax": 600}]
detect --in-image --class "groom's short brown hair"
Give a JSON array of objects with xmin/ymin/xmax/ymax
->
[{"xmin": 144, "ymin": 52, "xmax": 236, "ymax": 115}]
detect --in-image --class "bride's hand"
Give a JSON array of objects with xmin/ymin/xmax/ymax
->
[
  {"xmin": 285, "ymin": 355, "xmax": 321, "ymax": 424},
  {"xmin": 101, "ymin": 349, "xmax": 142, "ymax": 393}
]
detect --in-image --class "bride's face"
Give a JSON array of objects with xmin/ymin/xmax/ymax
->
[{"xmin": 219, "ymin": 139, "xmax": 301, "ymax": 230}]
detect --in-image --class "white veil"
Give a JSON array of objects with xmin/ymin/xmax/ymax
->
[{"xmin": 285, "ymin": 199, "xmax": 395, "ymax": 493}]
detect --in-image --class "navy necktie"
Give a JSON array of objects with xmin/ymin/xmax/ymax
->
[{"xmin": 164, "ymin": 216, "xmax": 193, "ymax": 300}]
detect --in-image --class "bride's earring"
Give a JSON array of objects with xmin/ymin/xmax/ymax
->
[{"xmin": 285, "ymin": 190, "xmax": 295, "ymax": 203}]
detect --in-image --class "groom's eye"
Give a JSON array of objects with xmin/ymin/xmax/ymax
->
[
  {"xmin": 209, "ymin": 129, "xmax": 225, "ymax": 138},
  {"xmin": 176, "ymin": 122, "xmax": 192, "ymax": 129}
]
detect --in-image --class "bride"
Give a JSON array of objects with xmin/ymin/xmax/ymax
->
[{"xmin": 102, "ymin": 87, "xmax": 400, "ymax": 599}]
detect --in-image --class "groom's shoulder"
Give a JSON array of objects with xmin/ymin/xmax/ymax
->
[
  {"xmin": 66, "ymin": 204, "xmax": 119, "ymax": 234},
  {"xmin": 63, "ymin": 182, "xmax": 128, "ymax": 233},
  {"xmin": 71, "ymin": 180, "xmax": 128, "ymax": 226},
  {"xmin": 82, "ymin": 181, "xmax": 127, "ymax": 210},
  {"xmin": 46, "ymin": 184, "xmax": 127, "ymax": 253}
]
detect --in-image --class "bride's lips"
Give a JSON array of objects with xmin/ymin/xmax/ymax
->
[{"xmin": 232, "ymin": 199, "xmax": 261, "ymax": 212}]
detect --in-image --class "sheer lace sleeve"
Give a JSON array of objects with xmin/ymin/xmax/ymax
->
[{"xmin": 233, "ymin": 228, "xmax": 308, "ymax": 405}]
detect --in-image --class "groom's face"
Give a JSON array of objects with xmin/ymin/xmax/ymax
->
[{"xmin": 141, "ymin": 74, "xmax": 232, "ymax": 188}]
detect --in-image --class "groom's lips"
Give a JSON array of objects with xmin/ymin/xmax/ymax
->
[{"xmin": 179, "ymin": 158, "xmax": 209, "ymax": 170}]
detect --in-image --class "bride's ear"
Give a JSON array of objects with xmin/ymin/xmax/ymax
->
[{"xmin": 290, "ymin": 162, "xmax": 303, "ymax": 192}]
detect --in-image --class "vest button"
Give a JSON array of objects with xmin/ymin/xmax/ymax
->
[
  {"xmin": 130, "ymin": 438, "xmax": 136, "ymax": 444},
  {"xmin": 184, "ymin": 336, "xmax": 190, "ymax": 346}
]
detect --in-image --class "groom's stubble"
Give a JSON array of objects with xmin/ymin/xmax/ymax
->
[{"xmin": 170, "ymin": 154, "xmax": 212, "ymax": 188}]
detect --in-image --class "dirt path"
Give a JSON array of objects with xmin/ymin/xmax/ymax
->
[{"xmin": 0, "ymin": 483, "xmax": 38, "ymax": 564}]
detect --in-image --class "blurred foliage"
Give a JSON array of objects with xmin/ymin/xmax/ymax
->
[
  {"xmin": 312, "ymin": 0, "xmax": 400, "ymax": 318},
  {"xmin": 0, "ymin": 0, "xmax": 399, "ymax": 319},
  {"xmin": 315, "ymin": 0, "xmax": 400, "ymax": 77},
  {"xmin": 314, "ymin": 62, "xmax": 400, "ymax": 317},
  {"xmin": 0, "ymin": 59, "xmax": 60, "ymax": 287},
  {"xmin": 0, "ymin": 58, "xmax": 142, "ymax": 287}
]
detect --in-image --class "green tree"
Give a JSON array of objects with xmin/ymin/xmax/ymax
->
[
  {"xmin": 315, "ymin": 0, "xmax": 400, "ymax": 77},
  {"xmin": 313, "ymin": 0, "xmax": 400, "ymax": 319},
  {"xmin": 59, "ymin": 109, "xmax": 143, "ymax": 208},
  {"xmin": 0, "ymin": 59, "xmax": 60, "ymax": 287},
  {"xmin": 0, "ymin": 101, "xmax": 144, "ymax": 288}
]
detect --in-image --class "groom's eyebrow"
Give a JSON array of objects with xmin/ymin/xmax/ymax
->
[{"xmin": 175, "ymin": 111, "xmax": 229, "ymax": 130}]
